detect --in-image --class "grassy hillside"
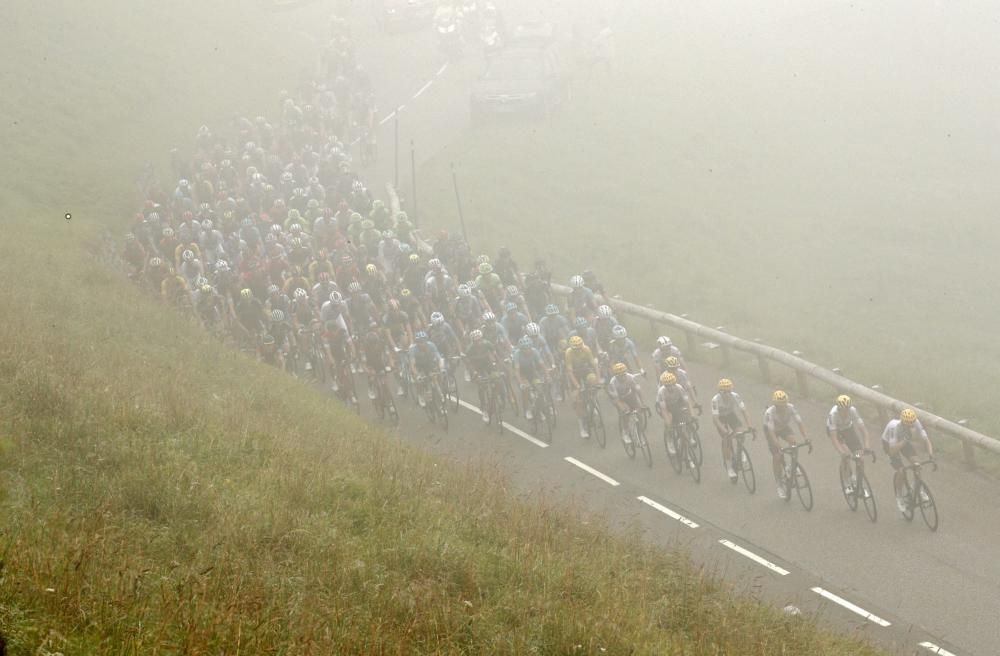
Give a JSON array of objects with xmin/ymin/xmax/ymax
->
[
  {"xmin": 0, "ymin": 0, "xmax": 884, "ymax": 652},
  {"xmin": 418, "ymin": 0, "xmax": 1000, "ymax": 454}
]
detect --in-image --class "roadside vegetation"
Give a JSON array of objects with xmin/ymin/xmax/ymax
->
[
  {"xmin": 418, "ymin": 0, "xmax": 1000, "ymax": 469},
  {"xmin": 0, "ymin": 0, "xmax": 884, "ymax": 652}
]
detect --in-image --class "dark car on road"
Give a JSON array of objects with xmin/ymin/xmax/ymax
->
[{"xmin": 469, "ymin": 35, "xmax": 568, "ymax": 121}]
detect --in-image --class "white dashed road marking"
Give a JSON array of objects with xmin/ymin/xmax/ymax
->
[
  {"xmin": 637, "ymin": 495, "xmax": 700, "ymax": 528},
  {"xmin": 718, "ymin": 539, "xmax": 790, "ymax": 575},
  {"xmin": 457, "ymin": 399, "xmax": 549, "ymax": 448},
  {"xmin": 413, "ymin": 80, "xmax": 434, "ymax": 98},
  {"xmin": 918, "ymin": 642, "xmax": 957, "ymax": 656},
  {"xmin": 565, "ymin": 457, "xmax": 620, "ymax": 486},
  {"xmin": 810, "ymin": 587, "xmax": 892, "ymax": 627}
]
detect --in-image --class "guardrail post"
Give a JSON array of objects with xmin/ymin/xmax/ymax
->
[
  {"xmin": 757, "ymin": 356, "xmax": 771, "ymax": 384},
  {"xmin": 958, "ymin": 420, "xmax": 977, "ymax": 469}
]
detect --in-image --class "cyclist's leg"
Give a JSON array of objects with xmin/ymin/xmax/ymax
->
[{"xmin": 765, "ymin": 427, "xmax": 784, "ymax": 483}]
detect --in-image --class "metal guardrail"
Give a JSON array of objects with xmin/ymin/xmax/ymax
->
[
  {"xmin": 548, "ymin": 283, "xmax": 1000, "ymax": 465},
  {"xmin": 386, "ymin": 182, "xmax": 998, "ymax": 465}
]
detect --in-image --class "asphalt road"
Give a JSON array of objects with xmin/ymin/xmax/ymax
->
[{"xmin": 266, "ymin": 3, "xmax": 998, "ymax": 654}]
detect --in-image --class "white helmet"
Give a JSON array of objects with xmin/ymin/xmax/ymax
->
[
  {"xmin": 598, "ymin": 305, "xmax": 612, "ymax": 318},
  {"xmin": 612, "ymin": 324, "xmax": 627, "ymax": 339},
  {"xmin": 570, "ymin": 275, "xmax": 584, "ymax": 288},
  {"xmin": 657, "ymin": 336, "xmax": 673, "ymax": 348}
]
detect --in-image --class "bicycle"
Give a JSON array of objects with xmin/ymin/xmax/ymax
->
[
  {"xmin": 416, "ymin": 373, "xmax": 449, "ymax": 431},
  {"xmin": 581, "ymin": 382, "xmax": 607, "ymax": 447},
  {"xmin": 334, "ymin": 357, "xmax": 361, "ymax": 415},
  {"xmin": 370, "ymin": 367, "xmax": 399, "ymax": 425},
  {"xmin": 900, "ymin": 459, "xmax": 939, "ymax": 531},
  {"xmin": 727, "ymin": 429, "xmax": 757, "ymax": 493},
  {"xmin": 840, "ymin": 449, "xmax": 877, "ymax": 522},
  {"xmin": 778, "ymin": 441, "xmax": 814, "ymax": 511},
  {"xmin": 527, "ymin": 379, "xmax": 557, "ymax": 442},
  {"xmin": 665, "ymin": 415, "xmax": 702, "ymax": 483},
  {"xmin": 300, "ymin": 329, "xmax": 328, "ymax": 383},
  {"xmin": 443, "ymin": 355, "xmax": 462, "ymax": 411},
  {"xmin": 621, "ymin": 407, "xmax": 652, "ymax": 466},
  {"xmin": 501, "ymin": 357, "xmax": 520, "ymax": 417},
  {"xmin": 477, "ymin": 372, "xmax": 506, "ymax": 434}
]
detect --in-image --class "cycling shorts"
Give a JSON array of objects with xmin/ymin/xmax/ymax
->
[
  {"xmin": 883, "ymin": 440, "xmax": 917, "ymax": 471},
  {"xmin": 834, "ymin": 428, "xmax": 862, "ymax": 453},
  {"xmin": 765, "ymin": 425, "xmax": 795, "ymax": 455},
  {"xmin": 717, "ymin": 413, "xmax": 741, "ymax": 434}
]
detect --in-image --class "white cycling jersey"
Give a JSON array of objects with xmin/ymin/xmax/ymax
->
[
  {"xmin": 826, "ymin": 405, "xmax": 865, "ymax": 433},
  {"xmin": 881, "ymin": 418, "xmax": 928, "ymax": 448},
  {"xmin": 763, "ymin": 404, "xmax": 802, "ymax": 433},
  {"xmin": 711, "ymin": 391, "xmax": 745, "ymax": 417}
]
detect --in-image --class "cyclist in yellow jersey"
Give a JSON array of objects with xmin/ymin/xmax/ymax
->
[{"xmin": 565, "ymin": 335, "xmax": 598, "ymax": 438}]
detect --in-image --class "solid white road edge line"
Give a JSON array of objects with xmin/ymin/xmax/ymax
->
[
  {"xmin": 565, "ymin": 457, "xmax": 620, "ymax": 486},
  {"xmin": 456, "ymin": 399, "xmax": 549, "ymax": 448},
  {"xmin": 918, "ymin": 642, "xmax": 957, "ymax": 656},
  {"xmin": 636, "ymin": 495, "xmax": 699, "ymax": 528},
  {"xmin": 810, "ymin": 587, "xmax": 891, "ymax": 627},
  {"xmin": 718, "ymin": 539, "xmax": 790, "ymax": 576},
  {"xmin": 436, "ymin": 62, "xmax": 449, "ymax": 76}
]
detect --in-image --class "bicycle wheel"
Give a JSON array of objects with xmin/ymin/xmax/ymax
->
[
  {"xmin": 689, "ymin": 426, "xmax": 704, "ymax": 467},
  {"xmin": 859, "ymin": 473, "xmax": 877, "ymax": 522},
  {"xmin": 687, "ymin": 443, "xmax": 701, "ymax": 483},
  {"xmin": 793, "ymin": 462, "xmax": 813, "ymax": 511},
  {"xmin": 495, "ymin": 385, "xmax": 506, "ymax": 434},
  {"xmin": 916, "ymin": 481, "xmax": 938, "ymax": 532},
  {"xmin": 840, "ymin": 463, "xmax": 858, "ymax": 511},
  {"xmin": 445, "ymin": 371, "xmax": 460, "ymax": 411},
  {"xmin": 666, "ymin": 428, "xmax": 682, "ymax": 474},
  {"xmin": 439, "ymin": 393, "xmax": 449, "ymax": 433},
  {"xmin": 639, "ymin": 427, "xmax": 653, "ymax": 467},
  {"xmin": 591, "ymin": 402, "xmax": 607, "ymax": 448},
  {"xmin": 505, "ymin": 376, "xmax": 520, "ymax": 417},
  {"xmin": 901, "ymin": 477, "xmax": 915, "ymax": 521},
  {"xmin": 739, "ymin": 446, "xmax": 756, "ymax": 494},
  {"xmin": 623, "ymin": 420, "xmax": 637, "ymax": 459},
  {"xmin": 374, "ymin": 382, "xmax": 386, "ymax": 421}
]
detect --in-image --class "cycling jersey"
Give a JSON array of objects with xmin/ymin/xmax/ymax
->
[
  {"xmin": 564, "ymin": 345, "xmax": 595, "ymax": 377},
  {"xmin": 826, "ymin": 406, "xmax": 865, "ymax": 433},
  {"xmin": 656, "ymin": 383, "xmax": 689, "ymax": 412},
  {"xmin": 763, "ymin": 404, "xmax": 802, "ymax": 435},
  {"xmin": 607, "ymin": 337, "xmax": 638, "ymax": 367},
  {"xmin": 428, "ymin": 322, "xmax": 460, "ymax": 357},
  {"xmin": 711, "ymin": 391, "xmax": 745, "ymax": 418},
  {"xmin": 569, "ymin": 286, "xmax": 596, "ymax": 314},
  {"xmin": 467, "ymin": 340, "xmax": 497, "ymax": 375},
  {"xmin": 513, "ymin": 345, "xmax": 544, "ymax": 378},
  {"xmin": 409, "ymin": 342, "xmax": 442, "ymax": 374},
  {"xmin": 881, "ymin": 418, "xmax": 928, "ymax": 448},
  {"xmin": 608, "ymin": 373, "xmax": 641, "ymax": 407}
]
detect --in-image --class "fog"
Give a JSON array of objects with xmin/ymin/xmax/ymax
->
[{"xmin": 4, "ymin": 0, "xmax": 1000, "ymax": 654}]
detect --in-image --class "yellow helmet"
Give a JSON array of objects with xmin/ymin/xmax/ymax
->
[
  {"xmin": 660, "ymin": 372, "xmax": 677, "ymax": 386},
  {"xmin": 568, "ymin": 335, "xmax": 584, "ymax": 349},
  {"xmin": 400, "ymin": 288, "xmax": 411, "ymax": 297},
  {"xmin": 836, "ymin": 394, "xmax": 851, "ymax": 409},
  {"xmin": 900, "ymin": 408, "xmax": 917, "ymax": 425},
  {"xmin": 664, "ymin": 356, "xmax": 680, "ymax": 369},
  {"xmin": 718, "ymin": 378, "xmax": 733, "ymax": 392},
  {"xmin": 612, "ymin": 362, "xmax": 628, "ymax": 375},
  {"xmin": 585, "ymin": 372, "xmax": 599, "ymax": 386},
  {"xmin": 240, "ymin": 288, "xmax": 252, "ymax": 299},
  {"xmin": 366, "ymin": 263, "xmax": 377, "ymax": 274},
  {"xmin": 772, "ymin": 390, "xmax": 788, "ymax": 405}
]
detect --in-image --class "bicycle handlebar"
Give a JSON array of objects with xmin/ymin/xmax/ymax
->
[
  {"xmin": 904, "ymin": 458, "xmax": 937, "ymax": 472},
  {"xmin": 781, "ymin": 440, "xmax": 812, "ymax": 455}
]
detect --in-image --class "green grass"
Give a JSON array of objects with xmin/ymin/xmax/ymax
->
[
  {"xmin": 418, "ymin": 0, "xmax": 1000, "ymax": 468},
  {"xmin": 0, "ymin": 0, "xmax": 886, "ymax": 652}
]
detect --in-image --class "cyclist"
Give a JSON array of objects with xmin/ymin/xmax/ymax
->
[
  {"xmin": 235, "ymin": 288, "xmax": 268, "ymax": 340},
  {"xmin": 656, "ymin": 371, "xmax": 695, "ymax": 455},
  {"xmin": 466, "ymin": 329, "xmax": 499, "ymax": 423},
  {"xmin": 513, "ymin": 336, "xmax": 547, "ymax": 419},
  {"xmin": 569, "ymin": 316, "xmax": 599, "ymax": 355},
  {"xmin": 453, "ymin": 284, "xmax": 483, "ymax": 339},
  {"xmin": 653, "ymin": 336, "xmax": 686, "ymax": 375},
  {"xmin": 323, "ymin": 319, "xmax": 356, "ymax": 401},
  {"xmin": 607, "ymin": 362, "xmax": 646, "ymax": 443},
  {"xmin": 539, "ymin": 304, "xmax": 569, "ymax": 355},
  {"xmin": 565, "ymin": 335, "xmax": 598, "ymax": 438},
  {"xmin": 475, "ymin": 262, "xmax": 504, "ymax": 313},
  {"xmin": 361, "ymin": 325, "xmax": 392, "ymax": 401},
  {"xmin": 501, "ymin": 301, "xmax": 530, "ymax": 345},
  {"xmin": 664, "ymin": 356, "xmax": 700, "ymax": 413},
  {"xmin": 568, "ymin": 275, "xmax": 598, "ymax": 321},
  {"xmin": 494, "ymin": 246, "xmax": 520, "ymax": 286},
  {"xmin": 267, "ymin": 309, "xmax": 297, "ymax": 371},
  {"xmin": 711, "ymin": 378, "xmax": 755, "ymax": 482},
  {"xmin": 522, "ymin": 271, "xmax": 551, "ymax": 320},
  {"xmin": 607, "ymin": 324, "xmax": 643, "ymax": 375},
  {"xmin": 428, "ymin": 311, "xmax": 462, "ymax": 377},
  {"xmin": 763, "ymin": 390, "xmax": 808, "ymax": 499},
  {"xmin": 826, "ymin": 395, "xmax": 874, "ymax": 496},
  {"xmin": 593, "ymin": 304, "xmax": 618, "ymax": 353},
  {"xmin": 408, "ymin": 331, "xmax": 445, "ymax": 409},
  {"xmin": 882, "ymin": 408, "xmax": 934, "ymax": 514}
]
